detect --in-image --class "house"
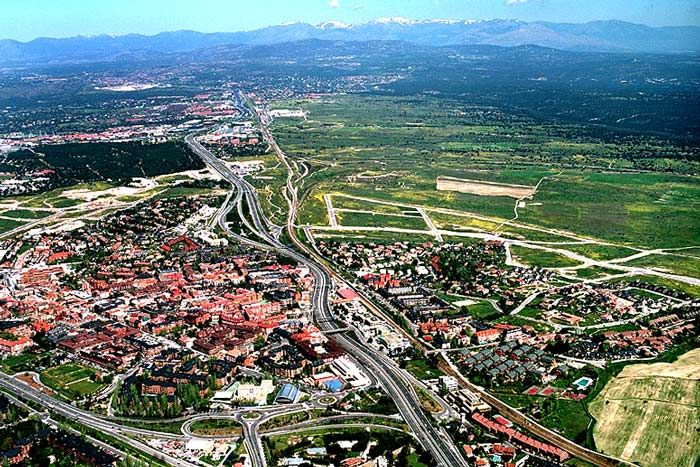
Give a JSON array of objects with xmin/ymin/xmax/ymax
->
[
  {"xmin": 0, "ymin": 336, "xmax": 33, "ymax": 355},
  {"xmin": 475, "ymin": 328, "xmax": 501, "ymax": 344}
]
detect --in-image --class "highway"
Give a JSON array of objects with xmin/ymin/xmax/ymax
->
[
  {"xmin": 252, "ymin": 107, "xmax": 638, "ymax": 467},
  {"xmin": 186, "ymin": 117, "xmax": 469, "ymax": 467},
  {"xmin": 0, "ymin": 372, "xmax": 197, "ymax": 467}
]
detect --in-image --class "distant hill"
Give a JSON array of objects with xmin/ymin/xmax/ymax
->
[{"xmin": 1, "ymin": 18, "xmax": 699, "ymax": 66}]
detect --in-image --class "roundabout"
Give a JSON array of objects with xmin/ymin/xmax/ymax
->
[
  {"xmin": 318, "ymin": 395, "xmax": 338, "ymax": 406},
  {"xmin": 241, "ymin": 410, "xmax": 262, "ymax": 420}
]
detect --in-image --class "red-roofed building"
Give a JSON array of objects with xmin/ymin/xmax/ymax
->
[
  {"xmin": 47, "ymin": 251, "xmax": 73, "ymax": 264},
  {"xmin": 472, "ymin": 413, "xmax": 569, "ymax": 462},
  {"xmin": 0, "ymin": 336, "xmax": 33, "ymax": 355},
  {"xmin": 337, "ymin": 288, "xmax": 359, "ymax": 302},
  {"xmin": 475, "ymin": 328, "xmax": 501, "ymax": 344}
]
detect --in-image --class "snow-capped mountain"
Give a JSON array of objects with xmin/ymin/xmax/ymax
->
[{"xmin": 1, "ymin": 18, "xmax": 698, "ymax": 66}]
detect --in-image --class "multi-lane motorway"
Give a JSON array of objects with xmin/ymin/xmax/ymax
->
[
  {"xmin": 0, "ymin": 372, "xmax": 198, "ymax": 467},
  {"xmin": 0, "ymin": 107, "xmax": 601, "ymax": 467},
  {"xmin": 186, "ymin": 117, "xmax": 469, "ymax": 467}
]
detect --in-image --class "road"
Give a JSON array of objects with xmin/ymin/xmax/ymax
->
[
  {"xmin": 255, "ymin": 107, "xmax": 469, "ymax": 466},
  {"xmin": 438, "ymin": 354, "xmax": 634, "ymax": 467},
  {"xmin": 186, "ymin": 127, "xmax": 469, "ymax": 467},
  {"xmin": 251, "ymin": 103, "xmax": 642, "ymax": 467},
  {"xmin": 0, "ymin": 372, "xmax": 197, "ymax": 467}
]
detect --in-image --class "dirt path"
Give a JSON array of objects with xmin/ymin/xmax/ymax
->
[
  {"xmin": 319, "ymin": 193, "xmax": 700, "ymax": 285},
  {"xmin": 620, "ymin": 400, "xmax": 655, "ymax": 459}
]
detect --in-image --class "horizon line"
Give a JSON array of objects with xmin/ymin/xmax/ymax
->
[{"xmin": 2, "ymin": 16, "xmax": 698, "ymax": 43}]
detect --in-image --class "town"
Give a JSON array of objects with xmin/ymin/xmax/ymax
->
[{"xmin": 0, "ymin": 8, "xmax": 698, "ymax": 467}]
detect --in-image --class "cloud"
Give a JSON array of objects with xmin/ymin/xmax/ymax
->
[
  {"xmin": 329, "ymin": 0, "xmax": 340, "ymax": 8},
  {"xmin": 505, "ymin": 0, "xmax": 529, "ymax": 4}
]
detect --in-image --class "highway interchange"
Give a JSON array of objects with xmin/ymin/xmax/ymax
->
[
  {"xmin": 187, "ymin": 97, "xmax": 632, "ymax": 467},
  {"xmin": 0, "ymin": 95, "xmax": 624, "ymax": 467},
  {"xmin": 186, "ymin": 109, "xmax": 470, "ymax": 467}
]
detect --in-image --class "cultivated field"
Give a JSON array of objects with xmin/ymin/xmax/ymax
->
[{"xmin": 588, "ymin": 349, "xmax": 700, "ymax": 467}]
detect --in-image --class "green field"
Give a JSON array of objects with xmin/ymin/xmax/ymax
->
[
  {"xmin": 560, "ymin": 243, "xmax": 637, "ymax": 261},
  {"xmin": 336, "ymin": 211, "xmax": 429, "ymax": 231},
  {"xmin": 405, "ymin": 359, "xmax": 443, "ymax": 380},
  {"xmin": 510, "ymin": 245, "xmax": 583, "ymax": 268},
  {"xmin": 492, "ymin": 392, "xmax": 592, "ymax": 444},
  {"xmin": 624, "ymin": 253, "xmax": 700, "ymax": 279},
  {"xmin": 465, "ymin": 300, "xmax": 501, "ymax": 319},
  {"xmin": 0, "ymin": 209, "xmax": 53, "ymax": 220},
  {"xmin": 270, "ymin": 95, "xmax": 700, "ymax": 251},
  {"xmin": 312, "ymin": 229, "xmax": 435, "ymax": 244},
  {"xmin": 40, "ymin": 363, "xmax": 104, "ymax": 399},
  {"xmin": 332, "ymin": 195, "xmax": 410, "ymax": 215},
  {"xmin": 570, "ymin": 266, "xmax": 621, "ymax": 280},
  {"xmin": 0, "ymin": 353, "xmax": 45, "ymax": 374},
  {"xmin": 190, "ymin": 419, "xmax": 242, "ymax": 436},
  {"xmin": 0, "ymin": 218, "xmax": 27, "ymax": 234}
]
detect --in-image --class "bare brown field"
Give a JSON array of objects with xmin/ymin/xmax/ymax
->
[
  {"xmin": 588, "ymin": 349, "xmax": 700, "ymax": 467},
  {"xmin": 436, "ymin": 176, "xmax": 536, "ymax": 199}
]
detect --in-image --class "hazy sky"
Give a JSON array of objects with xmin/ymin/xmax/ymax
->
[{"xmin": 3, "ymin": 0, "xmax": 699, "ymax": 41}]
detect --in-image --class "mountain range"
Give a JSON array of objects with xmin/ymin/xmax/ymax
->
[{"xmin": 1, "ymin": 18, "xmax": 699, "ymax": 66}]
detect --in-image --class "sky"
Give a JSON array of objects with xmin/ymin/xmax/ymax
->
[{"xmin": 2, "ymin": 0, "xmax": 699, "ymax": 42}]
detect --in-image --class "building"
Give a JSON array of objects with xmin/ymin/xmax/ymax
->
[
  {"xmin": 0, "ymin": 336, "xmax": 33, "ymax": 355},
  {"xmin": 235, "ymin": 380, "xmax": 275, "ymax": 406},
  {"xmin": 439, "ymin": 375, "xmax": 459, "ymax": 392},
  {"xmin": 332, "ymin": 356, "xmax": 371, "ymax": 388},
  {"xmin": 475, "ymin": 329, "xmax": 501, "ymax": 344},
  {"xmin": 275, "ymin": 383, "xmax": 300, "ymax": 404}
]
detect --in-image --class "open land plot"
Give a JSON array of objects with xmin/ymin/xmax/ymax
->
[
  {"xmin": 331, "ymin": 194, "xmax": 412, "ymax": 215},
  {"xmin": 272, "ymin": 95, "xmax": 700, "ymax": 251},
  {"xmin": 672, "ymin": 247, "xmax": 700, "ymax": 257},
  {"xmin": 153, "ymin": 186, "xmax": 224, "ymax": 200},
  {"xmin": 570, "ymin": 266, "xmax": 621, "ymax": 280},
  {"xmin": 429, "ymin": 210, "xmax": 584, "ymax": 243},
  {"xmin": 436, "ymin": 176, "xmax": 536, "ymax": 199},
  {"xmin": 40, "ymin": 363, "xmax": 104, "ymax": 398},
  {"xmin": 496, "ymin": 224, "xmax": 584, "ymax": 243},
  {"xmin": 190, "ymin": 419, "xmax": 242, "ymax": 437},
  {"xmin": 518, "ymin": 172, "xmax": 700, "ymax": 249},
  {"xmin": 335, "ymin": 211, "xmax": 429, "ymax": 231},
  {"xmin": 510, "ymin": 245, "xmax": 583, "ymax": 268},
  {"xmin": 8, "ymin": 186, "xmax": 91, "ymax": 209},
  {"xmin": 559, "ymin": 243, "xmax": 638, "ymax": 261},
  {"xmin": 405, "ymin": 359, "xmax": 444, "ymax": 380},
  {"xmin": 429, "ymin": 211, "xmax": 503, "ymax": 232},
  {"xmin": 624, "ymin": 253, "xmax": 700, "ymax": 279},
  {"xmin": 588, "ymin": 349, "xmax": 700, "ymax": 467},
  {"xmin": 0, "ymin": 218, "xmax": 28, "ymax": 234},
  {"xmin": 249, "ymin": 169, "xmax": 289, "ymax": 225},
  {"xmin": 1, "ymin": 353, "xmax": 46, "ymax": 374},
  {"xmin": 310, "ymin": 229, "xmax": 435, "ymax": 244},
  {"xmin": 0, "ymin": 209, "xmax": 54, "ymax": 220},
  {"xmin": 465, "ymin": 300, "xmax": 501, "ymax": 319}
]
